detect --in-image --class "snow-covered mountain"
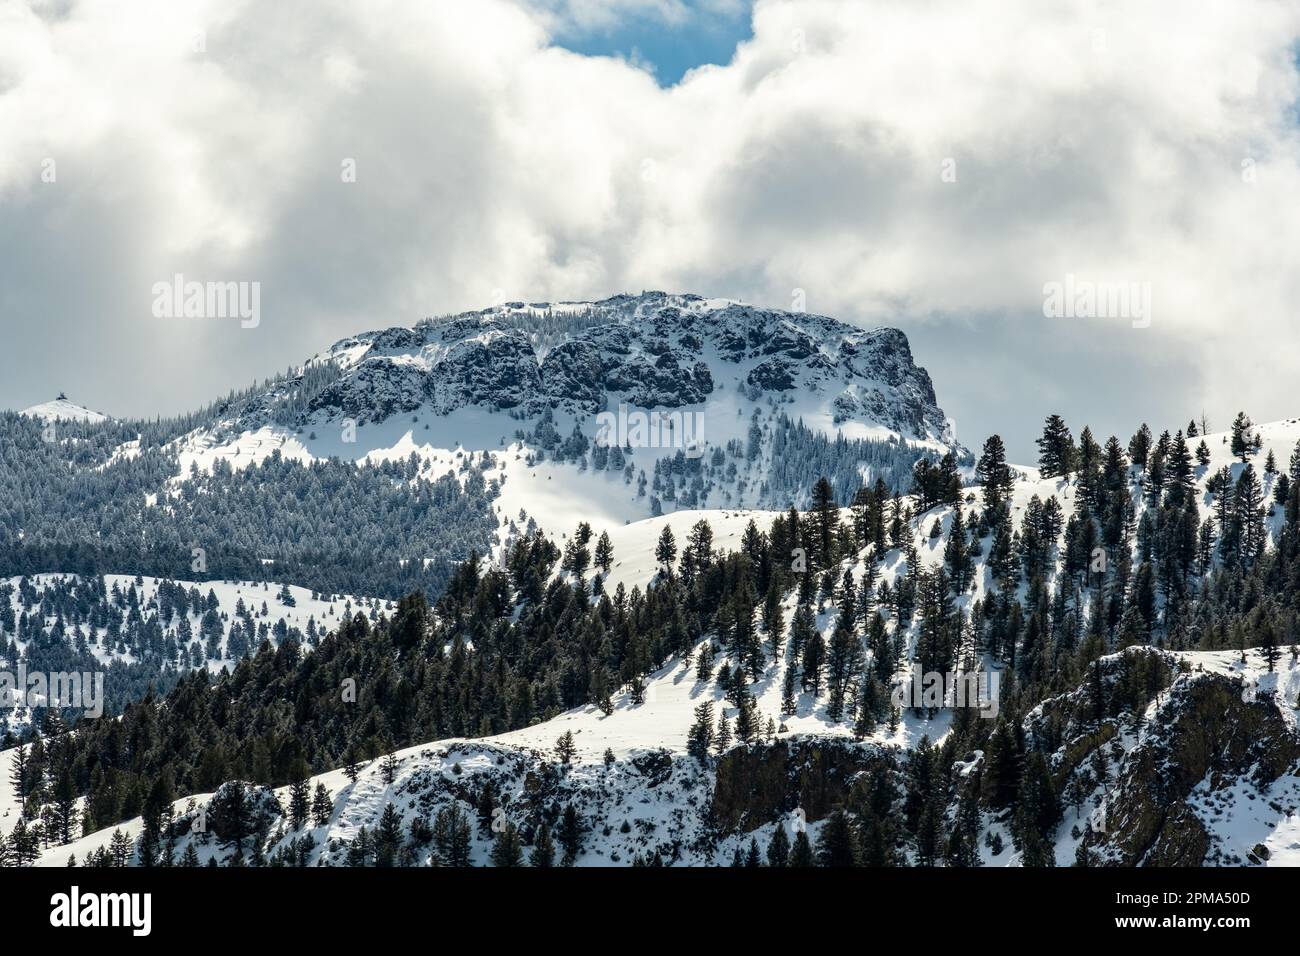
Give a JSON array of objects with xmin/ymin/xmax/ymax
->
[
  {"xmin": 246, "ymin": 293, "xmax": 957, "ymax": 446},
  {"xmin": 20, "ymin": 396, "xmax": 108, "ymax": 424},
  {"xmin": 8, "ymin": 294, "xmax": 1299, "ymax": 871},
  {"xmin": 165, "ymin": 293, "xmax": 965, "ymax": 546}
]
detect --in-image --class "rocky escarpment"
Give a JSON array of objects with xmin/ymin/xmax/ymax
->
[
  {"xmin": 711, "ymin": 738, "xmax": 897, "ymax": 833},
  {"xmin": 225, "ymin": 293, "xmax": 959, "ymax": 449},
  {"xmin": 1108, "ymin": 672, "xmax": 1300, "ymax": 865},
  {"xmin": 1072, "ymin": 669, "xmax": 1300, "ymax": 866}
]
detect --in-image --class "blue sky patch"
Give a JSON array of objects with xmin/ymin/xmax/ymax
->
[{"xmin": 553, "ymin": 2, "xmax": 754, "ymax": 86}]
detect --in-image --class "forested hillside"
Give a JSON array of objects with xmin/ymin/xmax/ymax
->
[{"xmin": 7, "ymin": 408, "xmax": 1300, "ymax": 867}]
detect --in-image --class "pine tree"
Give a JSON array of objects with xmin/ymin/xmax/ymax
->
[
  {"xmin": 343, "ymin": 743, "xmax": 362, "ymax": 783},
  {"xmin": 555, "ymin": 730, "xmax": 577, "ymax": 765},
  {"xmin": 977, "ymin": 434, "xmax": 1014, "ymax": 516},
  {"xmin": 767, "ymin": 825, "xmax": 791, "ymax": 866},
  {"xmin": 491, "ymin": 822, "xmax": 524, "ymax": 867},
  {"xmin": 1014, "ymin": 751, "xmax": 1061, "ymax": 854},
  {"xmin": 1036, "ymin": 415, "xmax": 1077, "ymax": 478},
  {"xmin": 981, "ymin": 719, "xmax": 1022, "ymax": 810},
  {"xmin": 944, "ymin": 505, "xmax": 970, "ymax": 590},
  {"xmin": 687, "ymin": 700, "xmax": 715, "ymax": 763},
  {"xmin": 1260, "ymin": 614, "xmax": 1280, "ymax": 673},
  {"xmin": 781, "ymin": 664, "xmax": 797, "ymax": 716},
  {"xmin": 714, "ymin": 714, "xmax": 732, "ymax": 753},
  {"xmin": 1128, "ymin": 423, "xmax": 1152, "ymax": 471},
  {"xmin": 814, "ymin": 809, "xmax": 861, "ymax": 867},
  {"xmin": 788, "ymin": 829, "xmax": 814, "ymax": 867},
  {"xmin": 375, "ymin": 803, "xmax": 403, "ymax": 867},
  {"xmin": 802, "ymin": 629, "xmax": 825, "ymax": 696},
  {"xmin": 655, "ymin": 525, "xmax": 677, "ymax": 575},
  {"xmin": 762, "ymin": 581, "xmax": 786, "ymax": 662},
  {"xmin": 530, "ymin": 822, "xmax": 555, "ymax": 867},
  {"xmin": 311, "ymin": 783, "xmax": 333, "ymax": 827},
  {"xmin": 810, "ymin": 476, "xmax": 840, "ymax": 568},
  {"xmin": 288, "ymin": 760, "xmax": 311, "ymax": 829},
  {"xmin": 9, "ymin": 743, "xmax": 27, "ymax": 807},
  {"xmin": 51, "ymin": 765, "xmax": 77, "ymax": 845},
  {"xmin": 594, "ymin": 531, "xmax": 614, "ymax": 574},
  {"xmin": 1231, "ymin": 411, "xmax": 1253, "ymax": 462},
  {"xmin": 432, "ymin": 804, "xmax": 472, "ymax": 867},
  {"xmin": 558, "ymin": 804, "xmax": 584, "ymax": 866},
  {"xmin": 695, "ymin": 642, "xmax": 714, "ymax": 682}
]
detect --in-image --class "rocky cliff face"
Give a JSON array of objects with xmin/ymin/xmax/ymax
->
[
  {"xmin": 239, "ymin": 293, "xmax": 956, "ymax": 448},
  {"xmin": 1092, "ymin": 671, "xmax": 1300, "ymax": 866},
  {"xmin": 1030, "ymin": 650, "xmax": 1300, "ymax": 867},
  {"xmin": 711, "ymin": 738, "xmax": 896, "ymax": 833}
]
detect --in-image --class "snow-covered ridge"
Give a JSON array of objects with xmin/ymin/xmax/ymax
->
[
  {"xmin": 153, "ymin": 293, "xmax": 963, "ymax": 545},
  {"xmin": 223, "ymin": 292, "xmax": 959, "ymax": 450},
  {"xmin": 20, "ymin": 397, "xmax": 109, "ymax": 424}
]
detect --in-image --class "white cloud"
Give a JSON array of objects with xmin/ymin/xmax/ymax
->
[
  {"xmin": 526, "ymin": 0, "xmax": 746, "ymax": 34},
  {"xmin": 2, "ymin": 0, "xmax": 1299, "ymax": 452}
]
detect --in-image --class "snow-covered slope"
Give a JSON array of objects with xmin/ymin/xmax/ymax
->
[
  {"xmin": 158, "ymin": 293, "xmax": 964, "ymax": 545},
  {"xmin": 0, "ymin": 573, "xmax": 377, "ymax": 734},
  {"xmin": 3, "ymin": 573, "xmax": 374, "ymax": 669},
  {"xmin": 23, "ymin": 412, "xmax": 1300, "ymax": 868},
  {"xmin": 30, "ymin": 644, "xmax": 1300, "ymax": 869},
  {"xmin": 20, "ymin": 397, "xmax": 109, "ymax": 423}
]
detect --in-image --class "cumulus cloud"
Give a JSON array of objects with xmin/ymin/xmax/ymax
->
[
  {"xmin": 527, "ymin": 0, "xmax": 747, "ymax": 34},
  {"xmin": 1, "ymin": 0, "xmax": 1298, "ymax": 457}
]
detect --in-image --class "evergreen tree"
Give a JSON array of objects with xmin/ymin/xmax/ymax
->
[
  {"xmin": 787, "ymin": 829, "xmax": 815, "ymax": 867},
  {"xmin": 288, "ymin": 760, "xmax": 311, "ymax": 829},
  {"xmin": 432, "ymin": 804, "xmax": 472, "ymax": 867},
  {"xmin": 1231, "ymin": 411, "xmax": 1253, "ymax": 463},
  {"xmin": 1036, "ymin": 415, "xmax": 1077, "ymax": 478},
  {"xmin": 594, "ymin": 531, "xmax": 614, "ymax": 575},
  {"xmin": 374, "ymin": 803, "xmax": 403, "ymax": 867},
  {"xmin": 809, "ymin": 477, "xmax": 840, "ymax": 568},
  {"xmin": 490, "ymin": 822, "xmax": 524, "ymax": 867},
  {"xmin": 654, "ymin": 526, "xmax": 677, "ymax": 575},
  {"xmin": 311, "ymin": 784, "xmax": 333, "ymax": 827},
  {"xmin": 555, "ymin": 730, "xmax": 577, "ymax": 765},
  {"xmin": 976, "ymin": 434, "xmax": 1014, "ymax": 517},
  {"xmin": 814, "ymin": 809, "xmax": 860, "ymax": 867},
  {"xmin": 687, "ymin": 701, "xmax": 715, "ymax": 763},
  {"xmin": 766, "ymin": 824, "xmax": 791, "ymax": 867},
  {"xmin": 530, "ymin": 822, "xmax": 555, "ymax": 867},
  {"xmin": 558, "ymin": 803, "xmax": 585, "ymax": 866}
]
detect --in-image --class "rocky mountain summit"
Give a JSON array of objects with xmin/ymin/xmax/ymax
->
[{"xmin": 239, "ymin": 293, "xmax": 956, "ymax": 450}]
